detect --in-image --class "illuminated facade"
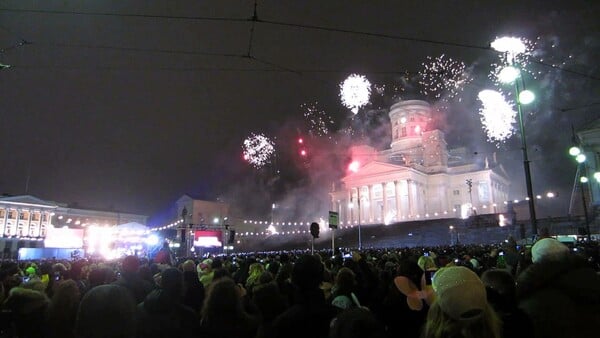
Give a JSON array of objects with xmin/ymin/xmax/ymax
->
[
  {"xmin": 0, "ymin": 195, "xmax": 55, "ymax": 240},
  {"xmin": 330, "ymin": 100, "xmax": 510, "ymax": 225},
  {"xmin": 0, "ymin": 194, "xmax": 147, "ymax": 256}
]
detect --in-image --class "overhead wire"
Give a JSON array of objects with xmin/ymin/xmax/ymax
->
[{"xmin": 0, "ymin": 6, "xmax": 597, "ymax": 80}]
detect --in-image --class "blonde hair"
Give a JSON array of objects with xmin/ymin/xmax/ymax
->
[{"xmin": 421, "ymin": 301, "xmax": 502, "ymax": 338}]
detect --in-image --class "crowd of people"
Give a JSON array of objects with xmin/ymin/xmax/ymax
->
[{"xmin": 0, "ymin": 237, "xmax": 598, "ymax": 338}]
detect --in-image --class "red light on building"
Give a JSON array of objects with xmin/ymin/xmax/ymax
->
[
  {"xmin": 300, "ymin": 149, "xmax": 307, "ymax": 156},
  {"xmin": 348, "ymin": 161, "xmax": 360, "ymax": 173},
  {"xmin": 298, "ymin": 138, "xmax": 304, "ymax": 144}
]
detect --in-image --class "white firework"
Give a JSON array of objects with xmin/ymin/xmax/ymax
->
[
  {"xmin": 242, "ymin": 133, "xmax": 275, "ymax": 168},
  {"xmin": 302, "ymin": 102, "xmax": 334, "ymax": 137},
  {"xmin": 339, "ymin": 74, "xmax": 372, "ymax": 114},
  {"xmin": 477, "ymin": 90, "xmax": 516, "ymax": 144},
  {"xmin": 419, "ymin": 55, "xmax": 471, "ymax": 100},
  {"xmin": 489, "ymin": 36, "xmax": 536, "ymax": 84}
]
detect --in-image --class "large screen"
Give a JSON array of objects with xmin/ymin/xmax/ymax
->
[
  {"xmin": 44, "ymin": 226, "xmax": 84, "ymax": 248},
  {"xmin": 194, "ymin": 230, "xmax": 223, "ymax": 248}
]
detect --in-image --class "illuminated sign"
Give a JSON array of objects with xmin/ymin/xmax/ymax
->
[{"xmin": 194, "ymin": 230, "xmax": 222, "ymax": 247}]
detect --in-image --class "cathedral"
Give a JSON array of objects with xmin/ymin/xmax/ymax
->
[{"xmin": 330, "ymin": 100, "xmax": 510, "ymax": 225}]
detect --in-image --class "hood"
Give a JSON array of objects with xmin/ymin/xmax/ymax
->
[
  {"xmin": 517, "ymin": 255, "xmax": 600, "ymax": 304},
  {"xmin": 4, "ymin": 287, "xmax": 49, "ymax": 314},
  {"xmin": 142, "ymin": 289, "xmax": 179, "ymax": 314}
]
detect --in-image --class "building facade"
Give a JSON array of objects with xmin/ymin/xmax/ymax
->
[
  {"xmin": 330, "ymin": 100, "xmax": 510, "ymax": 225},
  {"xmin": 0, "ymin": 195, "xmax": 147, "ymax": 256}
]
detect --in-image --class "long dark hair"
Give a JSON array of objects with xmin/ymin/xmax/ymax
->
[{"xmin": 201, "ymin": 277, "xmax": 248, "ymax": 327}]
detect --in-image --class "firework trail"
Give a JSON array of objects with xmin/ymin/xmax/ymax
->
[
  {"xmin": 419, "ymin": 54, "xmax": 472, "ymax": 101},
  {"xmin": 302, "ymin": 102, "xmax": 334, "ymax": 137}
]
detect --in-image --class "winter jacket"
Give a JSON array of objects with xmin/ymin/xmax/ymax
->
[{"xmin": 516, "ymin": 255, "xmax": 600, "ymax": 338}]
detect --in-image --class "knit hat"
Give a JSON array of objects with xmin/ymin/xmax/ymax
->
[
  {"xmin": 432, "ymin": 266, "xmax": 487, "ymax": 320},
  {"xmin": 121, "ymin": 256, "xmax": 140, "ymax": 274},
  {"xmin": 531, "ymin": 238, "xmax": 569, "ymax": 263}
]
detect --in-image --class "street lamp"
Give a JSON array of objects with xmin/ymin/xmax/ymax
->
[
  {"xmin": 491, "ymin": 36, "xmax": 538, "ymax": 237},
  {"xmin": 569, "ymin": 145, "xmax": 592, "ymax": 240}
]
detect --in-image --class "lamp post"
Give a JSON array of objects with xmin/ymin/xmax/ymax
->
[
  {"xmin": 569, "ymin": 145, "xmax": 592, "ymax": 240},
  {"xmin": 348, "ymin": 192, "xmax": 363, "ymax": 250},
  {"xmin": 357, "ymin": 193, "xmax": 362, "ymax": 250},
  {"xmin": 491, "ymin": 36, "xmax": 538, "ymax": 237}
]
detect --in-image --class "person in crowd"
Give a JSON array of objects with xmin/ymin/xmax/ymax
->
[
  {"xmin": 136, "ymin": 268, "xmax": 200, "ymax": 338},
  {"xmin": 481, "ymin": 269, "xmax": 533, "ymax": 338},
  {"xmin": 330, "ymin": 267, "xmax": 360, "ymax": 310},
  {"xmin": 112, "ymin": 256, "xmax": 154, "ymax": 304},
  {"xmin": 87, "ymin": 266, "xmax": 115, "ymax": 290},
  {"xmin": 75, "ymin": 284, "xmax": 136, "ymax": 338},
  {"xmin": 198, "ymin": 259, "xmax": 215, "ymax": 287},
  {"xmin": 245, "ymin": 262, "xmax": 265, "ymax": 296},
  {"xmin": 181, "ymin": 259, "xmax": 205, "ymax": 314},
  {"xmin": 381, "ymin": 259, "xmax": 430, "ymax": 338},
  {"xmin": 200, "ymin": 277, "xmax": 258, "ymax": 338},
  {"xmin": 3, "ymin": 279, "xmax": 49, "ymax": 338},
  {"xmin": 138, "ymin": 264, "xmax": 157, "ymax": 288},
  {"xmin": 270, "ymin": 254, "xmax": 338, "ymax": 338},
  {"xmin": 45, "ymin": 279, "xmax": 81, "ymax": 338},
  {"xmin": 329, "ymin": 307, "xmax": 386, "ymax": 338},
  {"xmin": 153, "ymin": 242, "xmax": 174, "ymax": 265},
  {"xmin": 251, "ymin": 271, "xmax": 288, "ymax": 338},
  {"xmin": 266, "ymin": 260, "xmax": 280, "ymax": 277},
  {"xmin": 516, "ymin": 238, "xmax": 600, "ymax": 338},
  {"xmin": 274, "ymin": 258, "xmax": 294, "ymax": 306},
  {"xmin": 421, "ymin": 266, "xmax": 502, "ymax": 338}
]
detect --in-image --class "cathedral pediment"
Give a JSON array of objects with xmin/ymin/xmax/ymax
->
[{"xmin": 342, "ymin": 161, "xmax": 409, "ymax": 182}]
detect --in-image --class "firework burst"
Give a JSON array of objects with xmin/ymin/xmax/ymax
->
[
  {"xmin": 339, "ymin": 74, "xmax": 372, "ymax": 114},
  {"xmin": 418, "ymin": 54, "xmax": 471, "ymax": 101},
  {"xmin": 489, "ymin": 36, "xmax": 537, "ymax": 83},
  {"xmin": 242, "ymin": 133, "xmax": 275, "ymax": 168},
  {"xmin": 477, "ymin": 89, "xmax": 516, "ymax": 144},
  {"xmin": 302, "ymin": 102, "xmax": 334, "ymax": 137}
]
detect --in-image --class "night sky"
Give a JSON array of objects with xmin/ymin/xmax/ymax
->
[{"xmin": 1, "ymin": 1, "xmax": 598, "ymax": 221}]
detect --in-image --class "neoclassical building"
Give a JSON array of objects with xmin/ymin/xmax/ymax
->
[
  {"xmin": 330, "ymin": 100, "xmax": 510, "ymax": 225},
  {"xmin": 0, "ymin": 195, "xmax": 147, "ymax": 256}
]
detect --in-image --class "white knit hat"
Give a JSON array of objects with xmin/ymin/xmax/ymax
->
[
  {"xmin": 432, "ymin": 266, "xmax": 487, "ymax": 320},
  {"xmin": 531, "ymin": 238, "xmax": 569, "ymax": 263}
]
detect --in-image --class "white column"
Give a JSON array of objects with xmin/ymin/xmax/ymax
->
[
  {"xmin": 407, "ymin": 179, "xmax": 414, "ymax": 217},
  {"xmin": 347, "ymin": 189, "xmax": 353, "ymax": 224},
  {"xmin": 382, "ymin": 182, "xmax": 387, "ymax": 221},
  {"xmin": 368, "ymin": 185, "xmax": 374, "ymax": 222},
  {"xmin": 26, "ymin": 210, "xmax": 32, "ymax": 237},
  {"xmin": 395, "ymin": 181, "xmax": 402, "ymax": 221},
  {"xmin": 0, "ymin": 207, "xmax": 6, "ymax": 234}
]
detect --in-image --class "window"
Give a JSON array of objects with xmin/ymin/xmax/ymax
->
[
  {"xmin": 42, "ymin": 213, "xmax": 48, "ymax": 222},
  {"xmin": 401, "ymin": 127, "xmax": 407, "ymax": 137},
  {"xmin": 5, "ymin": 224, "xmax": 13, "ymax": 236},
  {"xmin": 17, "ymin": 223, "xmax": 25, "ymax": 237},
  {"xmin": 0, "ymin": 209, "xmax": 4, "ymax": 218},
  {"xmin": 8, "ymin": 210, "xmax": 17, "ymax": 219},
  {"xmin": 32, "ymin": 213, "xmax": 40, "ymax": 222},
  {"xmin": 29, "ymin": 224, "xmax": 38, "ymax": 237},
  {"xmin": 453, "ymin": 190, "xmax": 460, "ymax": 196},
  {"xmin": 40, "ymin": 224, "xmax": 47, "ymax": 237}
]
